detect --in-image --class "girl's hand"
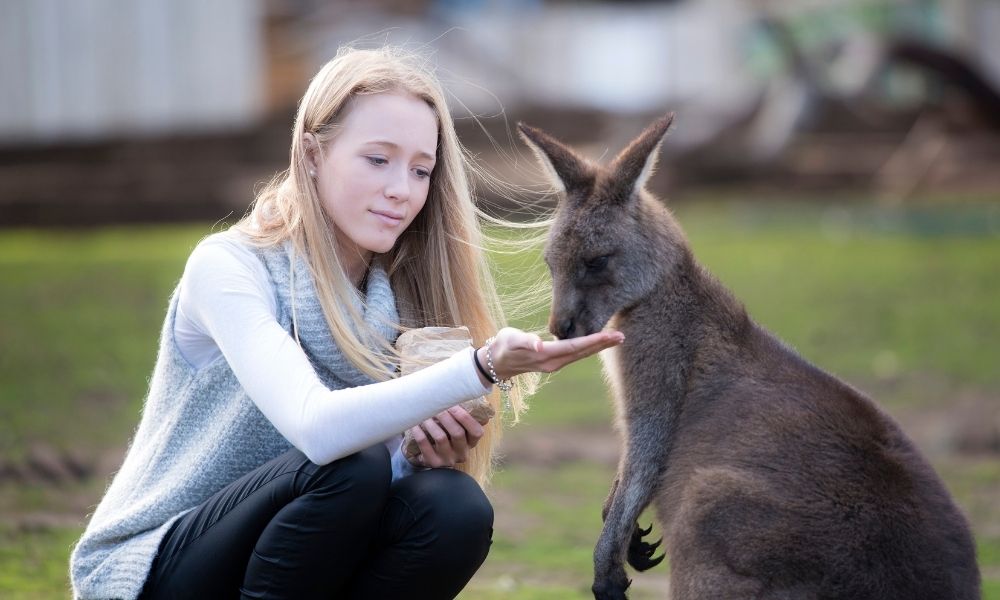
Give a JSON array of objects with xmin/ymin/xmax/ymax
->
[
  {"xmin": 407, "ymin": 405, "xmax": 487, "ymax": 468},
  {"xmin": 478, "ymin": 327, "xmax": 624, "ymax": 380}
]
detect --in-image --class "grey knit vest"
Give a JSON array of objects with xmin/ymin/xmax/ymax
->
[{"xmin": 69, "ymin": 231, "xmax": 399, "ymax": 600}]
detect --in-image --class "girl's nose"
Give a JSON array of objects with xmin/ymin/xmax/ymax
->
[{"xmin": 384, "ymin": 168, "xmax": 410, "ymax": 202}]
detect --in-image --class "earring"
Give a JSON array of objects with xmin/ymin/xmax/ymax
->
[{"xmin": 309, "ymin": 170, "xmax": 316, "ymax": 178}]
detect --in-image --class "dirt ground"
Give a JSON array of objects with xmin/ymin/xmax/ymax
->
[
  {"xmin": 3, "ymin": 395, "xmax": 996, "ymax": 527},
  {"xmin": 2, "ymin": 391, "xmax": 996, "ymax": 598}
]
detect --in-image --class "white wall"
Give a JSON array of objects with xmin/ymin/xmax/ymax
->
[{"xmin": 0, "ymin": 0, "xmax": 264, "ymax": 145}]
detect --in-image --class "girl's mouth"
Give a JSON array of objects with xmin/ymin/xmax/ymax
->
[{"xmin": 370, "ymin": 210, "xmax": 403, "ymax": 226}]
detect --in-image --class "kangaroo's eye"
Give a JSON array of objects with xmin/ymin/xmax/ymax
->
[{"xmin": 584, "ymin": 255, "xmax": 610, "ymax": 273}]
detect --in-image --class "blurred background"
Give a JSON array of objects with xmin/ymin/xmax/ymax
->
[{"xmin": 1, "ymin": 0, "xmax": 998, "ymax": 598}]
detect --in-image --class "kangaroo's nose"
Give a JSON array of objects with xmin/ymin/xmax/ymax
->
[{"xmin": 549, "ymin": 315, "xmax": 575, "ymax": 340}]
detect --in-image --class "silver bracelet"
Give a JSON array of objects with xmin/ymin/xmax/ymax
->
[{"xmin": 484, "ymin": 336, "xmax": 514, "ymax": 393}]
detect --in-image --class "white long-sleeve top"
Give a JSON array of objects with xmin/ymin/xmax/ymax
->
[{"xmin": 172, "ymin": 235, "xmax": 492, "ymax": 475}]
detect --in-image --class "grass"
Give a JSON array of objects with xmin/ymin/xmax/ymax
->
[
  {"xmin": 0, "ymin": 225, "xmax": 208, "ymax": 463},
  {"xmin": 0, "ymin": 527, "xmax": 79, "ymax": 600},
  {"xmin": 688, "ymin": 202, "xmax": 1000, "ymax": 389},
  {"xmin": 1, "ymin": 198, "xmax": 998, "ymax": 598}
]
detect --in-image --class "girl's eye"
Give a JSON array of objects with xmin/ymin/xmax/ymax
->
[
  {"xmin": 366, "ymin": 156, "xmax": 388, "ymax": 166},
  {"xmin": 414, "ymin": 168, "xmax": 431, "ymax": 179}
]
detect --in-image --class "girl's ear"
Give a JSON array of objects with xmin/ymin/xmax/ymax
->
[{"xmin": 302, "ymin": 133, "xmax": 321, "ymax": 175}]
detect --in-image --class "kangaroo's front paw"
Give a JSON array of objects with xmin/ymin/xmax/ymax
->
[
  {"xmin": 592, "ymin": 568, "xmax": 631, "ymax": 600},
  {"xmin": 626, "ymin": 521, "xmax": 665, "ymax": 571}
]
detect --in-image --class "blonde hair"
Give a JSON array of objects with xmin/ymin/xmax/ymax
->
[{"xmin": 233, "ymin": 45, "xmax": 538, "ymax": 485}]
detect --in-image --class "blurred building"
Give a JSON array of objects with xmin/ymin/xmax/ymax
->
[
  {"xmin": 0, "ymin": 0, "xmax": 265, "ymax": 145},
  {"xmin": 1, "ymin": 0, "xmax": 998, "ymax": 226}
]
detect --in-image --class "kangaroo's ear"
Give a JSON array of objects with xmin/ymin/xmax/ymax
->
[
  {"xmin": 610, "ymin": 112, "xmax": 674, "ymax": 199},
  {"xmin": 518, "ymin": 123, "xmax": 596, "ymax": 196}
]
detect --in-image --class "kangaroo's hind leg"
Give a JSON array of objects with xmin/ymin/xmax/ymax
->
[
  {"xmin": 670, "ymin": 559, "xmax": 818, "ymax": 600},
  {"xmin": 668, "ymin": 557, "xmax": 764, "ymax": 600},
  {"xmin": 666, "ymin": 467, "xmax": 819, "ymax": 600}
]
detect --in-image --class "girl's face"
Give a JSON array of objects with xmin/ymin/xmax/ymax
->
[{"xmin": 307, "ymin": 92, "xmax": 438, "ymax": 267}]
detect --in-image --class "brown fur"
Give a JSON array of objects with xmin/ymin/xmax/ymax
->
[{"xmin": 519, "ymin": 114, "xmax": 981, "ymax": 600}]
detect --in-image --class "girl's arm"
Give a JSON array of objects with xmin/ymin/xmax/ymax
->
[{"xmin": 177, "ymin": 235, "xmax": 492, "ymax": 467}]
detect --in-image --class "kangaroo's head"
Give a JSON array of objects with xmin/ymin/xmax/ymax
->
[{"xmin": 519, "ymin": 114, "xmax": 688, "ymax": 339}]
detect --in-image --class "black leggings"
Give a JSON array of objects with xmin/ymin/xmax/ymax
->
[{"xmin": 139, "ymin": 444, "xmax": 493, "ymax": 599}]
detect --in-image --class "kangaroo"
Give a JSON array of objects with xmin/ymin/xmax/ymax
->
[{"xmin": 518, "ymin": 114, "xmax": 980, "ymax": 600}]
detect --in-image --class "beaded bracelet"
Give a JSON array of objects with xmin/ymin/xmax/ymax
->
[{"xmin": 484, "ymin": 336, "xmax": 514, "ymax": 393}]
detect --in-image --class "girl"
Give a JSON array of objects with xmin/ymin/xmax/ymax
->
[{"xmin": 70, "ymin": 46, "xmax": 622, "ymax": 599}]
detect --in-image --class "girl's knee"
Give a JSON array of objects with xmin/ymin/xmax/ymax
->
[
  {"xmin": 410, "ymin": 469, "xmax": 493, "ymax": 536},
  {"xmin": 450, "ymin": 471, "xmax": 493, "ymax": 533},
  {"xmin": 300, "ymin": 444, "xmax": 392, "ymax": 500},
  {"xmin": 428, "ymin": 470, "xmax": 493, "ymax": 568}
]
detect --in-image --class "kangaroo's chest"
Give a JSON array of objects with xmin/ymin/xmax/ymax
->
[
  {"xmin": 598, "ymin": 333, "xmax": 680, "ymax": 409},
  {"xmin": 597, "ymin": 346, "xmax": 626, "ymax": 407},
  {"xmin": 597, "ymin": 342, "xmax": 677, "ymax": 438}
]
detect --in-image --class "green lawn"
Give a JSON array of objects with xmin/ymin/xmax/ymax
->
[{"xmin": 1, "ymin": 199, "xmax": 998, "ymax": 598}]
